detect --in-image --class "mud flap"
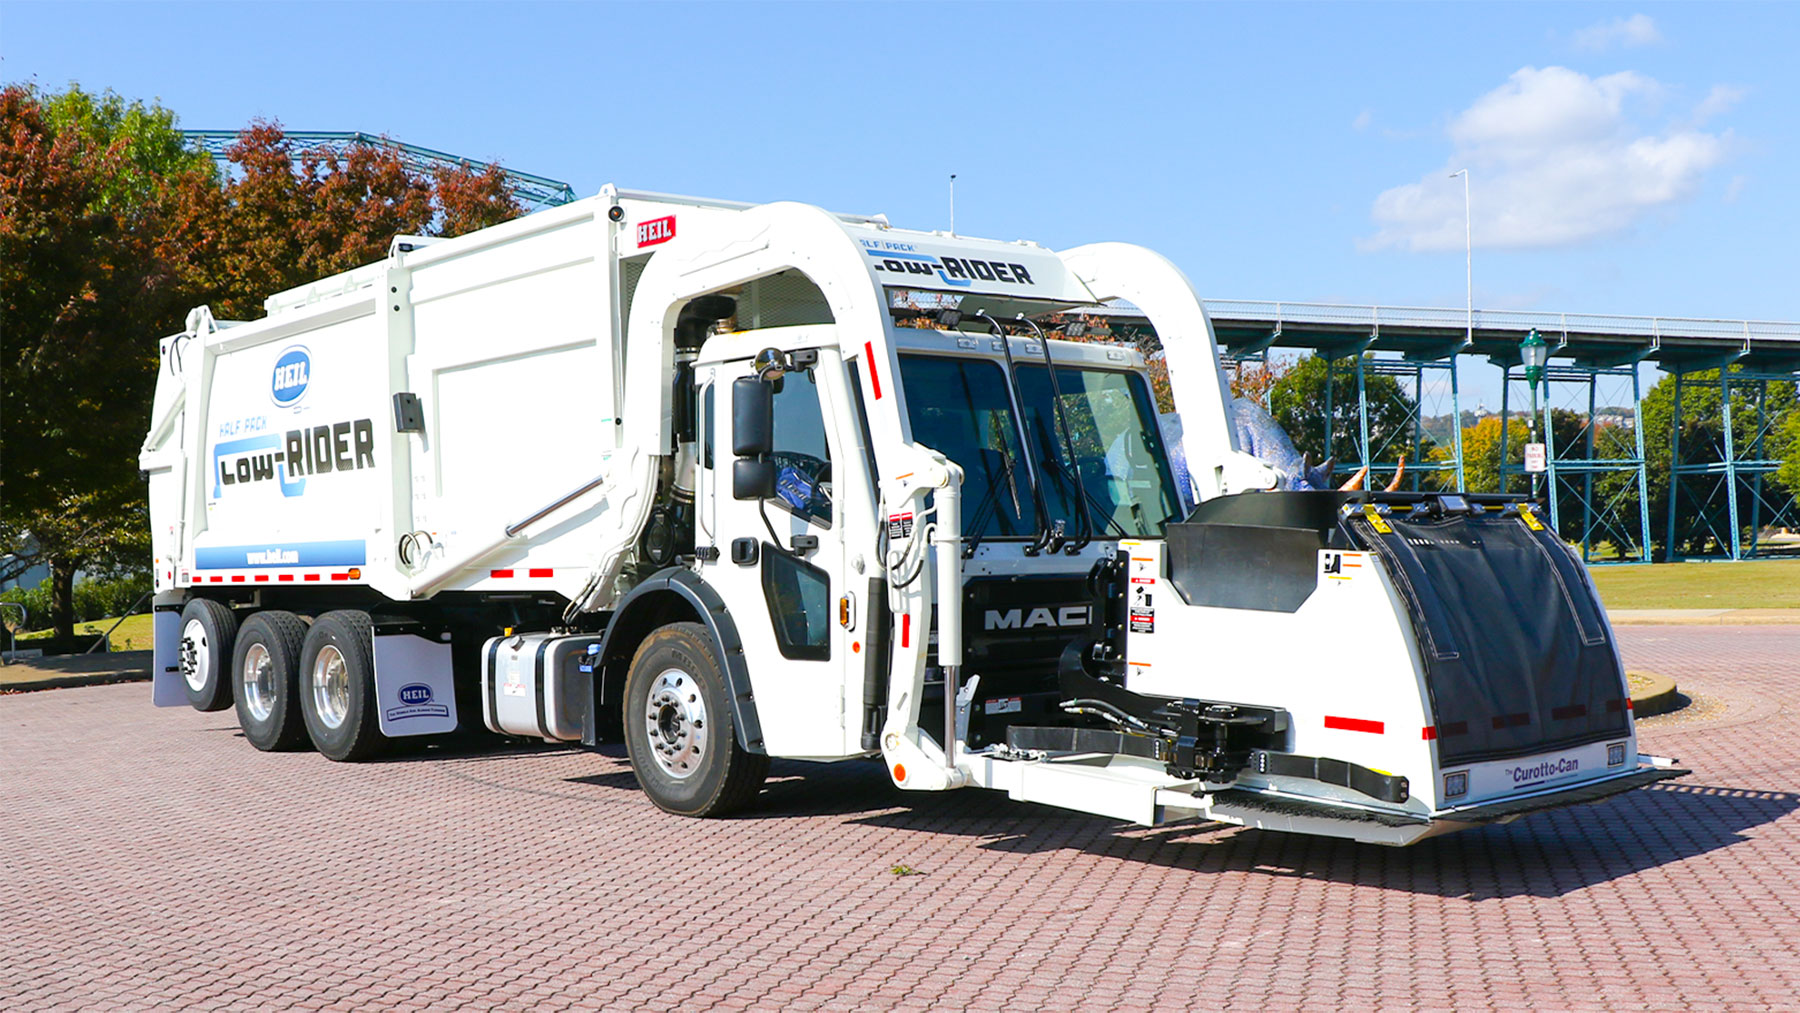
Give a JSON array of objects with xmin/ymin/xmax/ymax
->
[
  {"xmin": 151, "ymin": 607, "xmax": 186, "ymax": 707},
  {"xmin": 372, "ymin": 630, "xmax": 457, "ymax": 737}
]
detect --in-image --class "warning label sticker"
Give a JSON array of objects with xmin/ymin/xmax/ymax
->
[
  {"xmin": 983, "ymin": 696, "xmax": 1023, "ymax": 715},
  {"xmin": 886, "ymin": 511, "xmax": 914, "ymax": 539},
  {"xmin": 1129, "ymin": 607, "xmax": 1155, "ymax": 633}
]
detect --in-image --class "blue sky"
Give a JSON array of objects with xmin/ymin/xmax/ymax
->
[{"xmin": 5, "ymin": 1, "xmax": 1796, "ymax": 404}]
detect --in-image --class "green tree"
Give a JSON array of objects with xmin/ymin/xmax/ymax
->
[
  {"xmin": 1639, "ymin": 368, "xmax": 1798, "ymax": 558},
  {"xmin": 1, "ymin": 84, "xmax": 217, "ymax": 637},
  {"xmin": 3, "ymin": 88, "xmax": 528, "ymax": 637},
  {"xmin": 1268, "ymin": 353, "xmax": 1428, "ymax": 482},
  {"xmin": 1777, "ymin": 409, "xmax": 1800, "ymax": 495},
  {"xmin": 1448, "ymin": 415, "xmax": 1529, "ymax": 494}
]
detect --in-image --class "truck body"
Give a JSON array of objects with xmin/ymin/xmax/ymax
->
[{"xmin": 141, "ymin": 186, "xmax": 1680, "ymax": 844}]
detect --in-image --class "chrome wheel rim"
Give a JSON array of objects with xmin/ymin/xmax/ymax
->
[
  {"xmin": 242, "ymin": 643, "xmax": 275, "ymax": 722},
  {"xmin": 311, "ymin": 645, "xmax": 350, "ymax": 729},
  {"xmin": 180, "ymin": 618, "xmax": 211, "ymax": 693},
  {"xmin": 644, "ymin": 668, "xmax": 707, "ymax": 780}
]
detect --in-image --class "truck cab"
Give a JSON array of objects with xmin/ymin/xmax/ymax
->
[{"xmin": 680, "ymin": 319, "xmax": 1178, "ymax": 763}]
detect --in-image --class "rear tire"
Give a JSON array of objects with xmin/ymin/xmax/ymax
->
[
  {"xmin": 179, "ymin": 598, "xmax": 237, "ymax": 712},
  {"xmin": 623, "ymin": 622, "xmax": 768, "ymax": 816},
  {"xmin": 298, "ymin": 610, "xmax": 382, "ymax": 762},
  {"xmin": 233, "ymin": 611, "xmax": 310, "ymax": 752}
]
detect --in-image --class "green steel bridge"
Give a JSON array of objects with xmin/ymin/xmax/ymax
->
[{"xmin": 1094, "ymin": 300, "xmax": 1800, "ymax": 563}]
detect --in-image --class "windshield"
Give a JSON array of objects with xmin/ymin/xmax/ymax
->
[
  {"xmin": 897, "ymin": 353, "xmax": 1181, "ymax": 540},
  {"xmin": 1016, "ymin": 364, "xmax": 1182, "ymax": 538}
]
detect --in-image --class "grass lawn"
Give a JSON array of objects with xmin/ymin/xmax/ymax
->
[
  {"xmin": 1588, "ymin": 559, "xmax": 1800, "ymax": 611},
  {"xmin": 12, "ymin": 613, "xmax": 155, "ymax": 652}
]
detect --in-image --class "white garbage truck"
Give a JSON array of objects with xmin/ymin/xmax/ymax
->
[{"xmin": 140, "ymin": 186, "xmax": 1682, "ymax": 843}]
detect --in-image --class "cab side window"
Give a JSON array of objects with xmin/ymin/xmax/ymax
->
[{"xmin": 769, "ymin": 367, "xmax": 833, "ymax": 526}]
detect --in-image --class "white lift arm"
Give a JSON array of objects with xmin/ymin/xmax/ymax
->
[
  {"xmin": 572, "ymin": 200, "xmax": 968, "ymax": 788},
  {"xmin": 1059, "ymin": 243, "xmax": 1277, "ymax": 501}
]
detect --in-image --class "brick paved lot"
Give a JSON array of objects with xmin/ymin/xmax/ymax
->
[{"xmin": 3, "ymin": 626, "xmax": 1797, "ymax": 1011}]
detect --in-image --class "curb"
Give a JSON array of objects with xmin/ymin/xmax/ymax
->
[
  {"xmin": 0, "ymin": 670, "xmax": 150, "ymax": 694},
  {"xmin": 1607, "ymin": 608, "xmax": 1800, "ymax": 626},
  {"xmin": 1627, "ymin": 670, "xmax": 1681, "ymax": 718}
]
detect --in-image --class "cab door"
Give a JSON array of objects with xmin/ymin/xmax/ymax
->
[{"xmin": 699, "ymin": 348, "xmax": 858, "ymax": 760}]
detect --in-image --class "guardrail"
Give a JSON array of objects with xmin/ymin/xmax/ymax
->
[{"xmin": 1202, "ymin": 300, "xmax": 1800, "ymax": 344}]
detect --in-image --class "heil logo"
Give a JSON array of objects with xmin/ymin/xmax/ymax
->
[
  {"xmin": 398, "ymin": 683, "xmax": 433, "ymax": 706},
  {"xmin": 271, "ymin": 346, "xmax": 311, "ymax": 407}
]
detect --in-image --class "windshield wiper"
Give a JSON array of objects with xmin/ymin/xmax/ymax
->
[
  {"xmin": 975, "ymin": 310, "xmax": 1055, "ymax": 556},
  {"xmin": 1017, "ymin": 315, "xmax": 1091, "ymax": 553},
  {"xmin": 961, "ymin": 449, "xmax": 1019, "ymax": 558}
]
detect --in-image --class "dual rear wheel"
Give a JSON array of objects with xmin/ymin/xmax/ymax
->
[{"xmin": 188, "ymin": 600, "xmax": 383, "ymax": 761}]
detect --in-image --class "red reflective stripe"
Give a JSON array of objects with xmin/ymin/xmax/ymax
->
[
  {"xmin": 491, "ymin": 569, "xmax": 514, "ymax": 578},
  {"xmin": 1421, "ymin": 726, "xmax": 1438, "ymax": 740},
  {"xmin": 277, "ymin": 574, "xmax": 294, "ymax": 582},
  {"xmin": 528, "ymin": 568, "xmax": 553, "ymax": 578},
  {"xmin": 1626, "ymin": 698, "xmax": 1634, "ymax": 711},
  {"xmin": 209, "ymin": 576, "xmax": 223, "ymax": 583},
  {"xmin": 1324, "ymin": 715, "xmax": 1384, "ymax": 735},
  {"xmin": 864, "ymin": 342, "xmax": 883, "ymax": 399},
  {"xmin": 901, "ymin": 612, "xmax": 910, "ymax": 648},
  {"xmin": 230, "ymin": 575, "xmax": 246, "ymax": 583},
  {"xmin": 303, "ymin": 574, "xmax": 321, "ymax": 582},
  {"xmin": 253, "ymin": 575, "xmax": 269, "ymax": 582},
  {"xmin": 331, "ymin": 573, "xmax": 350, "ymax": 581}
]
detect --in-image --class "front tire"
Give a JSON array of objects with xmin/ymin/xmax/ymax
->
[
  {"xmin": 234, "ymin": 611, "xmax": 310, "ymax": 752},
  {"xmin": 298, "ymin": 610, "xmax": 382, "ymax": 761},
  {"xmin": 623, "ymin": 623, "xmax": 768, "ymax": 816},
  {"xmin": 179, "ymin": 598, "xmax": 237, "ymax": 712}
]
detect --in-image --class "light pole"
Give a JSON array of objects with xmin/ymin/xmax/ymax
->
[
  {"xmin": 949, "ymin": 173, "xmax": 957, "ymax": 235},
  {"xmin": 1449, "ymin": 169, "xmax": 1471, "ymax": 351},
  {"xmin": 1521, "ymin": 328, "xmax": 1549, "ymax": 500}
]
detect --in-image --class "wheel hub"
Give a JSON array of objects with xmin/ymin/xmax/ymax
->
[
  {"xmin": 180, "ymin": 618, "xmax": 210, "ymax": 693},
  {"xmin": 242, "ymin": 643, "xmax": 275, "ymax": 722},
  {"xmin": 644, "ymin": 668, "xmax": 707, "ymax": 780},
  {"xmin": 311, "ymin": 645, "xmax": 350, "ymax": 730}
]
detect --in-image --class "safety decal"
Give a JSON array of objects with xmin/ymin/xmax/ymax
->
[
  {"xmin": 1129, "ymin": 607, "xmax": 1155, "ymax": 634},
  {"xmin": 887, "ymin": 511, "xmax": 915, "ymax": 539},
  {"xmin": 1322, "ymin": 551, "xmax": 1363, "ymax": 581},
  {"xmin": 983, "ymin": 696, "xmax": 1023, "ymax": 715}
]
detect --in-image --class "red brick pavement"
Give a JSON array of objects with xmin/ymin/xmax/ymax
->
[{"xmin": 3, "ymin": 626, "xmax": 1797, "ymax": 1011}]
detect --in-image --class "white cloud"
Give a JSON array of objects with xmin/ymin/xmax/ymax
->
[
  {"xmin": 1572, "ymin": 13, "xmax": 1662, "ymax": 51},
  {"xmin": 1362, "ymin": 66, "xmax": 1732, "ymax": 252},
  {"xmin": 1352, "ymin": 108, "xmax": 1373, "ymax": 131},
  {"xmin": 1693, "ymin": 84, "xmax": 1748, "ymax": 125}
]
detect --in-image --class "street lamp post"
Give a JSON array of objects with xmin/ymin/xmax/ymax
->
[
  {"xmin": 1521, "ymin": 328, "xmax": 1549, "ymax": 500},
  {"xmin": 1449, "ymin": 169, "xmax": 1471, "ymax": 351}
]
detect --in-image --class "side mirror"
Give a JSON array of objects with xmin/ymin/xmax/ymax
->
[
  {"xmin": 733, "ymin": 458, "xmax": 777, "ymax": 500},
  {"xmin": 732, "ymin": 377, "xmax": 773, "ymax": 457},
  {"xmin": 732, "ymin": 376, "xmax": 775, "ymax": 501}
]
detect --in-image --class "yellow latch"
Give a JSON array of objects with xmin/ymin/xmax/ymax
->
[
  {"xmin": 1519, "ymin": 505, "xmax": 1545, "ymax": 531},
  {"xmin": 1363, "ymin": 504, "xmax": 1393, "ymax": 535}
]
